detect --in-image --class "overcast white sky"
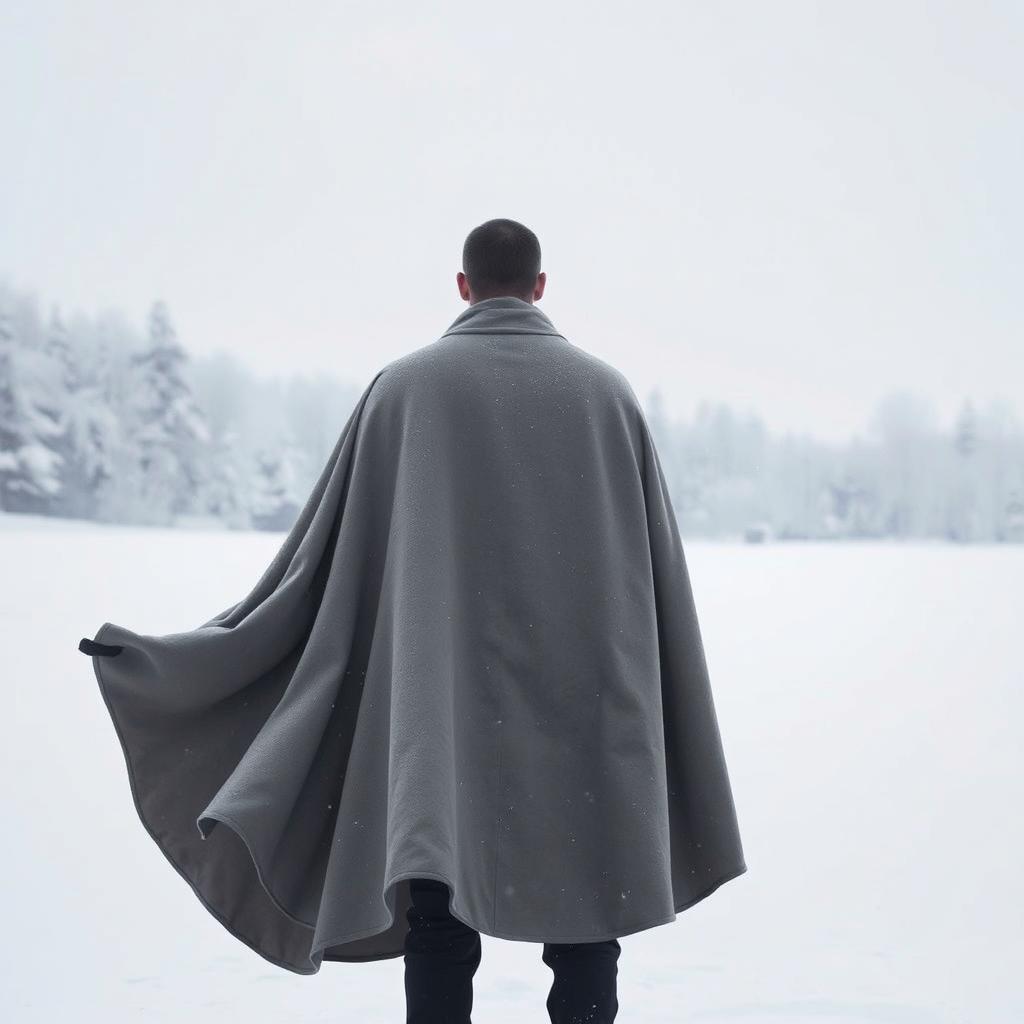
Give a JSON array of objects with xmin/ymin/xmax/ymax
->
[{"xmin": 1, "ymin": 0, "xmax": 1020, "ymax": 442}]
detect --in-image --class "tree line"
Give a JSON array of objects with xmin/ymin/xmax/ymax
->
[
  {"xmin": 1, "ymin": 279, "xmax": 1021, "ymax": 541},
  {"xmin": 0, "ymin": 280, "xmax": 359, "ymax": 530}
]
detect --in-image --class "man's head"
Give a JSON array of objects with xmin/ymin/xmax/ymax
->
[{"xmin": 458, "ymin": 218, "xmax": 546, "ymax": 304}]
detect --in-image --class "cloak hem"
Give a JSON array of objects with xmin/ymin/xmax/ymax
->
[{"xmin": 90, "ymin": 624, "xmax": 747, "ymax": 976}]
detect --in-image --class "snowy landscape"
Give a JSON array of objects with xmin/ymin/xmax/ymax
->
[
  {"xmin": 3, "ymin": 279, "xmax": 1022, "ymax": 546},
  {"xmin": 3, "ymin": 1, "xmax": 1021, "ymax": 1019},
  {"xmin": 2, "ymin": 513, "xmax": 1020, "ymax": 1021}
]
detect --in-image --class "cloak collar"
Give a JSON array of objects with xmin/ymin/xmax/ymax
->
[{"xmin": 440, "ymin": 296, "xmax": 567, "ymax": 339}]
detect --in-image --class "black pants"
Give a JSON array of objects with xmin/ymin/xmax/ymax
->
[{"xmin": 403, "ymin": 877, "xmax": 621, "ymax": 1024}]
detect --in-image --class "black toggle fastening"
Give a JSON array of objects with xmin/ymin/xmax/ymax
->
[{"xmin": 79, "ymin": 637, "xmax": 124, "ymax": 657}]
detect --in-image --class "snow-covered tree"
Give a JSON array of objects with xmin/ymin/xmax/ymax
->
[
  {"xmin": 85, "ymin": 315, "xmax": 147, "ymax": 523},
  {"xmin": 126, "ymin": 300, "xmax": 211, "ymax": 522},
  {"xmin": 946, "ymin": 399, "xmax": 981, "ymax": 542},
  {"xmin": 6, "ymin": 276, "xmax": 1024, "ymax": 543},
  {"xmin": 49, "ymin": 310, "xmax": 124, "ymax": 519},
  {"xmin": 0, "ymin": 290, "xmax": 63, "ymax": 512},
  {"xmin": 0, "ymin": 300, "xmax": 23, "ymax": 509},
  {"xmin": 202, "ymin": 428, "xmax": 252, "ymax": 529},
  {"xmin": 866, "ymin": 391, "xmax": 939, "ymax": 539},
  {"xmin": 249, "ymin": 442, "xmax": 308, "ymax": 531}
]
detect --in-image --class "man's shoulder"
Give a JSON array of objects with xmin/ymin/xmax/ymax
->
[
  {"xmin": 367, "ymin": 334, "xmax": 641, "ymax": 410},
  {"xmin": 564, "ymin": 345, "xmax": 642, "ymax": 407}
]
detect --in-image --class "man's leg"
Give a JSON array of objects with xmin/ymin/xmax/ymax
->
[
  {"xmin": 403, "ymin": 878, "xmax": 482, "ymax": 1024},
  {"xmin": 542, "ymin": 938, "xmax": 621, "ymax": 1024}
]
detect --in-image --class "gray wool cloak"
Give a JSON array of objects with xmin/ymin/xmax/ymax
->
[{"xmin": 81, "ymin": 296, "xmax": 746, "ymax": 975}]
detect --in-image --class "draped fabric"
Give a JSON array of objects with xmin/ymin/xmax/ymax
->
[{"xmin": 82, "ymin": 296, "xmax": 746, "ymax": 975}]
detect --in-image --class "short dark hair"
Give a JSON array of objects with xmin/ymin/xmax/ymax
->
[{"xmin": 462, "ymin": 219, "xmax": 541, "ymax": 300}]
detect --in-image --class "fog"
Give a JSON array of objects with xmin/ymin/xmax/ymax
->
[
  {"xmin": 2, "ymin": 1, "xmax": 1021, "ymax": 441},
  {"xmin": 2, "ymin": 3, "xmax": 1021, "ymax": 1022}
]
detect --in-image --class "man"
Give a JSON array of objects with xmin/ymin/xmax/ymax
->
[{"xmin": 81, "ymin": 218, "xmax": 746, "ymax": 1024}]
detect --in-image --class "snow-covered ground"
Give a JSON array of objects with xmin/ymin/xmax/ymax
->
[{"xmin": 2, "ymin": 512, "xmax": 1020, "ymax": 1022}]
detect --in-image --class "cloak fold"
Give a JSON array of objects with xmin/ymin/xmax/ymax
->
[{"xmin": 82, "ymin": 296, "xmax": 746, "ymax": 975}]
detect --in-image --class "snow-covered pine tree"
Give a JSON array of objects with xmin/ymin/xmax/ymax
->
[
  {"xmin": 202, "ymin": 427, "xmax": 252, "ymax": 529},
  {"xmin": 45, "ymin": 304, "xmax": 78, "ymax": 391},
  {"xmin": 947, "ymin": 399, "xmax": 980, "ymax": 542},
  {"xmin": 0, "ymin": 291, "xmax": 63, "ymax": 513},
  {"xmin": 127, "ymin": 300, "xmax": 211, "ymax": 523},
  {"xmin": 43, "ymin": 305, "xmax": 116, "ymax": 519},
  {"xmin": 87, "ymin": 316, "xmax": 142, "ymax": 523},
  {"xmin": 20, "ymin": 305, "xmax": 76, "ymax": 514},
  {"xmin": 0, "ymin": 300, "xmax": 19, "ymax": 511},
  {"xmin": 249, "ymin": 441, "xmax": 307, "ymax": 531}
]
